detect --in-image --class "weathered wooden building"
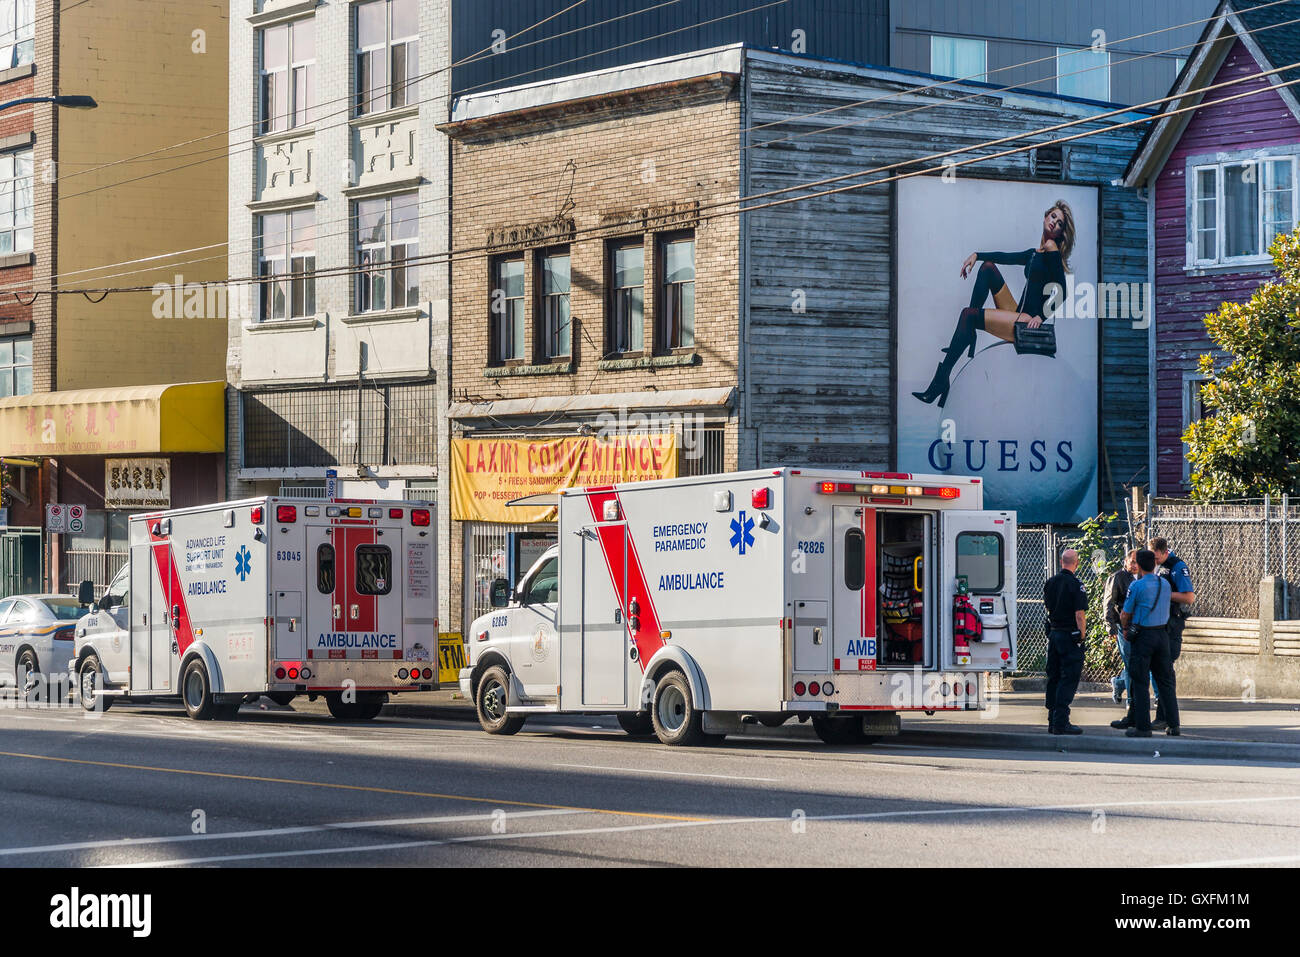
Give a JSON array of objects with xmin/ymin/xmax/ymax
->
[
  {"xmin": 444, "ymin": 44, "xmax": 1153, "ymax": 627},
  {"xmin": 1124, "ymin": 0, "xmax": 1300, "ymax": 495}
]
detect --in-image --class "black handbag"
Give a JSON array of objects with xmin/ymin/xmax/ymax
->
[{"xmin": 1011, "ymin": 251, "xmax": 1057, "ymax": 357}]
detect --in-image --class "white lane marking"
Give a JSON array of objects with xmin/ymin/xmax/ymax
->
[
  {"xmin": 106, "ymin": 792, "xmax": 1300, "ymax": 867},
  {"xmin": 1162, "ymin": 854, "xmax": 1300, "ymax": 868},
  {"xmin": 556, "ymin": 763, "xmax": 778, "ymax": 783},
  {"xmin": 0, "ymin": 808, "xmax": 585, "ymax": 858}
]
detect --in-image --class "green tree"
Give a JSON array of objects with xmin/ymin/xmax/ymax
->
[
  {"xmin": 1075, "ymin": 513, "xmax": 1124, "ymax": 679},
  {"xmin": 1184, "ymin": 230, "xmax": 1300, "ymax": 499}
]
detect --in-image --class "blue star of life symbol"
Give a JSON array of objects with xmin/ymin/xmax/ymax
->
[
  {"xmin": 235, "ymin": 545, "xmax": 252, "ymax": 581},
  {"xmin": 729, "ymin": 510, "xmax": 755, "ymax": 555}
]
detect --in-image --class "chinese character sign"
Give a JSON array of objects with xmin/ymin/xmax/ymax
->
[{"xmin": 105, "ymin": 458, "xmax": 171, "ymax": 509}]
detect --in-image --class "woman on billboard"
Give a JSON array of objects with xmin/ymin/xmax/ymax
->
[{"xmin": 912, "ymin": 200, "xmax": 1074, "ymax": 407}]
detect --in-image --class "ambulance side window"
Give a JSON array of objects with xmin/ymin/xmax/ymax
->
[
  {"xmin": 355, "ymin": 545, "xmax": 392, "ymax": 595},
  {"xmin": 523, "ymin": 556, "xmax": 559, "ymax": 605},
  {"xmin": 844, "ymin": 528, "xmax": 866, "ymax": 591},
  {"xmin": 956, "ymin": 532, "xmax": 1003, "ymax": 593},
  {"xmin": 317, "ymin": 544, "xmax": 335, "ymax": 594}
]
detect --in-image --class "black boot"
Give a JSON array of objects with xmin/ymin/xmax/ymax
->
[
  {"xmin": 942, "ymin": 307, "xmax": 985, "ymax": 360},
  {"xmin": 912, "ymin": 352, "xmax": 959, "ymax": 406}
]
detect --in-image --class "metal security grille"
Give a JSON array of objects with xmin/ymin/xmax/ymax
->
[
  {"xmin": 678, "ymin": 424, "xmax": 725, "ymax": 477},
  {"xmin": 62, "ymin": 510, "xmax": 128, "ymax": 597},
  {"xmin": 465, "ymin": 522, "xmax": 511, "ymax": 628},
  {"xmin": 242, "ymin": 383, "xmax": 436, "ymax": 469}
]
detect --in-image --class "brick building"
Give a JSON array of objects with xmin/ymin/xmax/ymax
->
[
  {"xmin": 0, "ymin": 1, "xmax": 229, "ymax": 596},
  {"xmin": 226, "ymin": 0, "xmax": 452, "ymax": 618}
]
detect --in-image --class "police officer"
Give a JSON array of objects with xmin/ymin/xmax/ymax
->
[
  {"xmin": 1148, "ymin": 537, "xmax": 1194, "ymax": 731},
  {"xmin": 1112, "ymin": 549, "xmax": 1180, "ymax": 737},
  {"xmin": 1044, "ymin": 548, "xmax": 1088, "ymax": 734}
]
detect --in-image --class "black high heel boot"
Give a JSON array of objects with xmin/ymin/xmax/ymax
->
[
  {"xmin": 912, "ymin": 354, "xmax": 957, "ymax": 406},
  {"xmin": 941, "ymin": 307, "xmax": 984, "ymax": 360}
]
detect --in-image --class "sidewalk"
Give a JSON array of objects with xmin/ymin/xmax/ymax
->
[{"xmin": 288, "ymin": 687, "xmax": 1300, "ymax": 762}]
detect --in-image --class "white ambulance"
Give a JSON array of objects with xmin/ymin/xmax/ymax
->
[
  {"xmin": 461, "ymin": 468, "xmax": 1015, "ymax": 745},
  {"xmin": 70, "ymin": 497, "xmax": 438, "ymax": 720}
]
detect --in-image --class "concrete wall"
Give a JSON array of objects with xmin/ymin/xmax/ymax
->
[{"xmin": 54, "ymin": 0, "xmax": 229, "ymax": 389}]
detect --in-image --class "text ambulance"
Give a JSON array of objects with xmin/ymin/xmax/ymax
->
[
  {"xmin": 71, "ymin": 497, "xmax": 438, "ymax": 720},
  {"xmin": 462, "ymin": 468, "xmax": 1015, "ymax": 745}
]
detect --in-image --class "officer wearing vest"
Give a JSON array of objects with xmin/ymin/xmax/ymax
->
[
  {"xmin": 1044, "ymin": 548, "xmax": 1088, "ymax": 735},
  {"xmin": 1148, "ymin": 537, "xmax": 1194, "ymax": 730},
  {"xmin": 1111, "ymin": 549, "xmax": 1181, "ymax": 737}
]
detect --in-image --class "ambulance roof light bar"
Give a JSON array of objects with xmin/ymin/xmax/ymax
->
[{"xmin": 817, "ymin": 481, "xmax": 959, "ymax": 499}]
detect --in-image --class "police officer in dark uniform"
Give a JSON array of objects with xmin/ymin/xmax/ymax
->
[
  {"xmin": 1148, "ymin": 537, "xmax": 1194, "ymax": 731},
  {"xmin": 1044, "ymin": 548, "xmax": 1088, "ymax": 734}
]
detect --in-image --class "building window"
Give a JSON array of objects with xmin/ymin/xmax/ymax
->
[
  {"xmin": 356, "ymin": 0, "xmax": 419, "ymax": 116},
  {"xmin": 1191, "ymin": 155, "xmax": 1296, "ymax": 266},
  {"xmin": 658, "ymin": 233, "xmax": 695, "ymax": 351},
  {"xmin": 260, "ymin": 17, "xmax": 316, "ymax": 134},
  {"xmin": 0, "ymin": 0, "xmax": 34, "ymax": 71},
  {"xmin": 0, "ymin": 147, "xmax": 32, "ymax": 254},
  {"xmin": 608, "ymin": 241, "xmax": 644, "ymax": 355},
  {"xmin": 258, "ymin": 208, "xmax": 316, "ymax": 321},
  {"xmin": 1056, "ymin": 46, "xmax": 1110, "ymax": 102},
  {"xmin": 930, "ymin": 35, "xmax": 986, "ymax": 82},
  {"xmin": 537, "ymin": 249, "xmax": 570, "ymax": 360},
  {"xmin": 0, "ymin": 334, "xmax": 31, "ymax": 397},
  {"xmin": 1182, "ymin": 374, "xmax": 1214, "ymax": 483},
  {"xmin": 491, "ymin": 256, "xmax": 525, "ymax": 363},
  {"xmin": 355, "ymin": 192, "xmax": 419, "ymax": 313}
]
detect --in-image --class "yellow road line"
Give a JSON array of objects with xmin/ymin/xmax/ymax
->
[{"xmin": 0, "ymin": 750, "xmax": 709, "ymax": 823}]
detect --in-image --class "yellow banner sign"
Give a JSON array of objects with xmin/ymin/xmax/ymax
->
[{"xmin": 452, "ymin": 433, "xmax": 678, "ymax": 523}]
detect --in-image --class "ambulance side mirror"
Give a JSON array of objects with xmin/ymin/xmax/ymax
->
[
  {"xmin": 490, "ymin": 579, "xmax": 511, "ymax": 608},
  {"xmin": 77, "ymin": 580, "xmax": 96, "ymax": 607}
]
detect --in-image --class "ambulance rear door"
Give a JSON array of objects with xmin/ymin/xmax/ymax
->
[
  {"xmin": 939, "ymin": 510, "xmax": 1016, "ymax": 671},
  {"xmin": 304, "ymin": 508, "xmax": 404, "ymax": 663}
]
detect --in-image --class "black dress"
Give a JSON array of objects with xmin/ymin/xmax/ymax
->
[{"xmin": 976, "ymin": 249, "xmax": 1067, "ymax": 318}]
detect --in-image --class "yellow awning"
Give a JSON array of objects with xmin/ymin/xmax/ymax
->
[{"xmin": 0, "ymin": 381, "xmax": 225, "ymax": 456}]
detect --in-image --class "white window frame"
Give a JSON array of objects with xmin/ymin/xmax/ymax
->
[
  {"xmin": 492, "ymin": 255, "xmax": 525, "ymax": 363},
  {"xmin": 354, "ymin": 193, "xmax": 419, "ymax": 315},
  {"xmin": 259, "ymin": 17, "xmax": 316, "ymax": 134},
  {"xmin": 0, "ymin": 0, "xmax": 34, "ymax": 71},
  {"xmin": 537, "ymin": 248, "xmax": 570, "ymax": 361},
  {"xmin": 0, "ymin": 333, "xmax": 32, "ymax": 398},
  {"xmin": 355, "ymin": 0, "xmax": 419, "ymax": 117},
  {"xmin": 929, "ymin": 35, "xmax": 986, "ymax": 82},
  {"xmin": 0, "ymin": 146, "xmax": 32, "ymax": 254},
  {"xmin": 1056, "ymin": 45, "xmax": 1111, "ymax": 102},
  {"xmin": 258, "ymin": 207, "xmax": 315, "ymax": 322},
  {"xmin": 1189, "ymin": 155, "xmax": 1298, "ymax": 268}
]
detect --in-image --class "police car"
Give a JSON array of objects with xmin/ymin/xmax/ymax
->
[{"xmin": 0, "ymin": 593, "xmax": 89, "ymax": 698}]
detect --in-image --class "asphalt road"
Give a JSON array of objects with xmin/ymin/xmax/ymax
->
[{"xmin": 1, "ymin": 701, "xmax": 1297, "ymax": 868}]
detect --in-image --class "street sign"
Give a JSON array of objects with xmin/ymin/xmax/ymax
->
[
  {"xmin": 325, "ymin": 468, "xmax": 337, "ymax": 499},
  {"xmin": 46, "ymin": 504, "xmax": 85, "ymax": 534}
]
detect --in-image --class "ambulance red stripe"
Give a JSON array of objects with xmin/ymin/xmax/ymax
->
[
  {"xmin": 147, "ymin": 527, "xmax": 196, "ymax": 658},
  {"xmin": 584, "ymin": 486, "xmax": 665, "ymax": 672}
]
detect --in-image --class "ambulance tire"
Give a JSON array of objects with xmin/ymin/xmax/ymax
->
[
  {"xmin": 476, "ymin": 666, "xmax": 525, "ymax": 735},
  {"xmin": 812, "ymin": 714, "xmax": 866, "ymax": 746},
  {"xmin": 356, "ymin": 695, "xmax": 385, "ymax": 720},
  {"xmin": 181, "ymin": 659, "xmax": 220, "ymax": 721},
  {"xmin": 77, "ymin": 655, "xmax": 111, "ymax": 713},
  {"xmin": 616, "ymin": 712, "xmax": 654, "ymax": 737},
  {"xmin": 650, "ymin": 670, "xmax": 703, "ymax": 746}
]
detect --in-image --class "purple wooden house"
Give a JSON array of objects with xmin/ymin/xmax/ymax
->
[{"xmin": 1125, "ymin": 0, "xmax": 1300, "ymax": 496}]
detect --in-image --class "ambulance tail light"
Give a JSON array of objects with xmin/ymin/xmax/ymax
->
[
  {"xmin": 398, "ymin": 668, "xmax": 409, "ymax": 680},
  {"xmin": 808, "ymin": 681, "xmax": 821, "ymax": 696},
  {"xmin": 422, "ymin": 667, "xmax": 433, "ymax": 680},
  {"xmin": 276, "ymin": 505, "xmax": 297, "ymax": 523},
  {"xmin": 922, "ymin": 486, "xmax": 961, "ymax": 499},
  {"xmin": 411, "ymin": 508, "xmax": 431, "ymax": 527},
  {"xmin": 389, "ymin": 508, "xmax": 404, "ymax": 519},
  {"xmin": 794, "ymin": 681, "xmax": 806, "ymax": 696},
  {"xmin": 275, "ymin": 667, "xmax": 286, "ymax": 680}
]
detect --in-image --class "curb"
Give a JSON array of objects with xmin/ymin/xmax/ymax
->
[{"xmin": 351, "ymin": 701, "xmax": 1298, "ymax": 761}]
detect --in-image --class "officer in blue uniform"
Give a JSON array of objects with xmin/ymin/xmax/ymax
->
[
  {"xmin": 1112, "ymin": 549, "xmax": 1180, "ymax": 737},
  {"xmin": 1043, "ymin": 548, "xmax": 1088, "ymax": 734},
  {"xmin": 1149, "ymin": 537, "xmax": 1194, "ymax": 730}
]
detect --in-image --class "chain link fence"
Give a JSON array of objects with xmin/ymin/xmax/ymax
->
[
  {"xmin": 1143, "ymin": 497, "xmax": 1300, "ymax": 620},
  {"xmin": 1016, "ymin": 523, "xmax": 1132, "ymax": 680}
]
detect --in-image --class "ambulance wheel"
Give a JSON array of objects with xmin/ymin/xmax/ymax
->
[
  {"xmin": 356, "ymin": 694, "xmax": 385, "ymax": 720},
  {"xmin": 182, "ymin": 659, "xmax": 220, "ymax": 720},
  {"xmin": 651, "ymin": 670, "xmax": 703, "ymax": 746},
  {"xmin": 476, "ymin": 666, "xmax": 525, "ymax": 735},
  {"xmin": 812, "ymin": 714, "xmax": 864, "ymax": 745},
  {"xmin": 616, "ymin": 712, "xmax": 654, "ymax": 737},
  {"xmin": 77, "ymin": 655, "xmax": 111, "ymax": 713}
]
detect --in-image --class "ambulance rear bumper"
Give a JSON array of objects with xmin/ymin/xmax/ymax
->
[{"xmin": 283, "ymin": 658, "xmax": 438, "ymax": 691}]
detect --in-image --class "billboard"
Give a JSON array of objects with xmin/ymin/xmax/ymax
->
[{"xmin": 896, "ymin": 176, "xmax": 1099, "ymax": 524}]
